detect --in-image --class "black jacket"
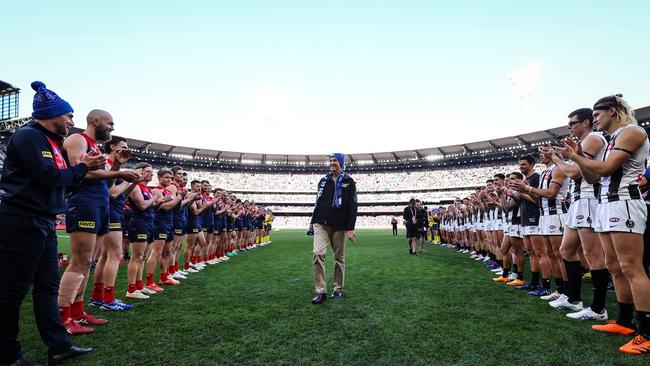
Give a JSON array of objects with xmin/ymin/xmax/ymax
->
[
  {"xmin": 0, "ymin": 121, "xmax": 88, "ymax": 218},
  {"xmin": 403, "ymin": 205, "xmax": 417, "ymax": 227},
  {"xmin": 310, "ymin": 174, "xmax": 357, "ymax": 230}
]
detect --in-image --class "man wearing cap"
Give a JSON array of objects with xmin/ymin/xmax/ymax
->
[
  {"xmin": 309, "ymin": 153, "xmax": 358, "ymax": 304},
  {"xmin": 0, "ymin": 81, "xmax": 104, "ymax": 365}
]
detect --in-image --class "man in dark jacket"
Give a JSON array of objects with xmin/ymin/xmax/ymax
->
[
  {"xmin": 310, "ymin": 153, "xmax": 357, "ymax": 304},
  {"xmin": 0, "ymin": 82, "xmax": 105, "ymax": 365},
  {"xmin": 403, "ymin": 198, "xmax": 418, "ymax": 255}
]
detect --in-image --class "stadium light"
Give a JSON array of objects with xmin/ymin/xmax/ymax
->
[{"xmin": 507, "ymin": 63, "xmax": 541, "ymax": 125}]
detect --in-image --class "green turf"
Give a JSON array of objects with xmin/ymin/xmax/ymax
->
[{"xmin": 15, "ymin": 230, "xmax": 648, "ymax": 365}]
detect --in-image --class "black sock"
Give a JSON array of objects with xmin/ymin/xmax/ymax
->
[
  {"xmin": 564, "ymin": 260, "xmax": 583, "ymax": 302},
  {"xmin": 590, "ymin": 269, "xmax": 609, "ymax": 313},
  {"xmin": 497, "ymin": 260, "xmax": 503, "ymax": 269},
  {"xmin": 637, "ymin": 310, "xmax": 650, "ymax": 338},
  {"xmin": 554, "ymin": 278, "xmax": 564, "ymax": 294},
  {"xmin": 617, "ymin": 302, "xmax": 635, "ymax": 328},
  {"xmin": 542, "ymin": 279, "xmax": 551, "ymax": 290},
  {"xmin": 531, "ymin": 271, "xmax": 540, "ymax": 285},
  {"xmin": 517, "ymin": 271, "xmax": 524, "ymax": 280},
  {"xmin": 502, "ymin": 267, "xmax": 509, "ymax": 278}
]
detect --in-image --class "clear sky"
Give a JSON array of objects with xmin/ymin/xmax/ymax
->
[{"xmin": 3, "ymin": 0, "xmax": 649, "ymax": 155}]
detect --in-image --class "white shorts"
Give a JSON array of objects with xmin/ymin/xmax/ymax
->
[
  {"xmin": 540, "ymin": 214, "xmax": 564, "ymax": 236},
  {"xmin": 490, "ymin": 220, "xmax": 504, "ymax": 232},
  {"xmin": 508, "ymin": 224, "xmax": 523, "ymax": 238},
  {"xmin": 503, "ymin": 223, "xmax": 511, "ymax": 236},
  {"xmin": 595, "ymin": 199, "xmax": 647, "ymax": 234},
  {"xmin": 522, "ymin": 225, "xmax": 541, "ymax": 236},
  {"xmin": 476, "ymin": 222, "xmax": 484, "ymax": 231},
  {"xmin": 566, "ymin": 198, "xmax": 597, "ymax": 229}
]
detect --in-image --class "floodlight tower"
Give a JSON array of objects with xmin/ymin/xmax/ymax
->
[{"xmin": 507, "ymin": 63, "xmax": 541, "ymax": 126}]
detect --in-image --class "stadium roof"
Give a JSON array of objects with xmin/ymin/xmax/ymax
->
[{"xmin": 109, "ymin": 106, "xmax": 650, "ymax": 166}]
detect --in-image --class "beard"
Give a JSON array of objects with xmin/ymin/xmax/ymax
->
[{"xmin": 95, "ymin": 127, "xmax": 112, "ymax": 142}]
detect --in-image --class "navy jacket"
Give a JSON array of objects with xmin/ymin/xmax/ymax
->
[
  {"xmin": 0, "ymin": 121, "xmax": 88, "ymax": 219},
  {"xmin": 310, "ymin": 174, "xmax": 358, "ymax": 230}
]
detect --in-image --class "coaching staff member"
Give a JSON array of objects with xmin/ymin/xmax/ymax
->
[
  {"xmin": 310, "ymin": 153, "xmax": 357, "ymax": 304},
  {"xmin": 0, "ymin": 82, "xmax": 104, "ymax": 365}
]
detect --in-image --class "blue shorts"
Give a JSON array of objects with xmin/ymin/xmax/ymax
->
[
  {"xmin": 174, "ymin": 222, "xmax": 187, "ymax": 236},
  {"xmin": 173, "ymin": 214, "xmax": 186, "ymax": 236},
  {"xmin": 154, "ymin": 225, "xmax": 174, "ymax": 242},
  {"xmin": 127, "ymin": 221, "xmax": 154, "ymax": 243},
  {"xmin": 66, "ymin": 205, "xmax": 109, "ymax": 235},
  {"xmin": 213, "ymin": 218, "xmax": 223, "ymax": 234},
  {"xmin": 226, "ymin": 221, "xmax": 234, "ymax": 232},
  {"xmin": 109, "ymin": 208, "xmax": 124, "ymax": 232}
]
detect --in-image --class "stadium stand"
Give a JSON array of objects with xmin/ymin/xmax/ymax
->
[{"xmin": 1, "ymin": 107, "xmax": 649, "ymax": 228}]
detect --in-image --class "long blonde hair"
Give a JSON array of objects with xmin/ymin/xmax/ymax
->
[{"xmin": 593, "ymin": 94, "xmax": 637, "ymax": 126}]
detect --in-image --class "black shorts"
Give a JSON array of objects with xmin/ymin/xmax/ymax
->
[{"xmin": 406, "ymin": 226, "xmax": 418, "ymax": 239}]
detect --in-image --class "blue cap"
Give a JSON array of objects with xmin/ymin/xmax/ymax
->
[
  {"xmin": 328, "ymin": 153, "xmax": 345, "ymax": 168},
  {"xmin": 31, "ymin": 81, "xmax": 73, "ymax": 120}
]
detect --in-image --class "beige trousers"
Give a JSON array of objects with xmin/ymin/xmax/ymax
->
[{"xmin": 312, "ymin": 223, "xmax": 346, "ymax": 294}]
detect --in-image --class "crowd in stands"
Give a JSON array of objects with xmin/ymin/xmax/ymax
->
[{"xmin": 185, "ymin": 164, "xmax": 521, "ymax": 192}]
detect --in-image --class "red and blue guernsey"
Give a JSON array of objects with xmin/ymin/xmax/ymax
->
[
  {"xmin": 107, "ymin": 159, "xmax": 126, "ymax": 232},
  {"xmin": 66, "ymin": 132, "xmax": 109, "ymax": 208},
  {"xmin": 127, "ymin": 183, "xmax": 155, "ymax": 243},
  {"xmin": 65, "ymin": 132, "xmax": 110, "ymax": 235},
  {"xmin": 153, "ymin": 186, "xmax": 174, "ymax": 241}
]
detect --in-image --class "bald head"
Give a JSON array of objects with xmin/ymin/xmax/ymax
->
[
  {"xmin": 87, "ymin": 109, "xmax": 111, "ymax": 124},
  {"xmin": 86, "ymin": 109, "xmax": 114, "ymax": 142}
]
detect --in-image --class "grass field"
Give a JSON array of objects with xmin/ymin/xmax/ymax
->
[{"xmin": 16, "ymin": 229, "xmax": 648, "ymax": 365}]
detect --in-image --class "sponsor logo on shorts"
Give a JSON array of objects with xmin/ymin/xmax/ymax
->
[
  {"xmin": 78, "ymin": 221, "xmax": 96, "ymax": 229},
  {"xmin": 192, "ymin": 228, "xmax": 199, "ymax": 233},
  {"xmin": 137, "ymin": 234, "xmax": 147, "ymax": 240},
  {"xmin": 609, "ymin": 218, "xmax": 620, "ymax": 223},
  {"xmin": 577, "ymin": 215, "xmax": 584, "ymax": 220},
  {"xmin": 158, "ymin": 233, "xmax": 168, "ymax": 239},
  {"xmin": 549, "ymin": 225, "xmax": 556, "ymax": 230},
  {"xmin": 586, "ymin": 217, "xmax": 592, "ymax": 224},
  {"xmin": 174, "ymin": 229, "xmax": 182, "ymax": 234},
  {"xmin": 109, "ymin": 222, "xmax": 121, "ymax": 229},
  {"xmin": 42, "ymin": 151, "xmax": 53, "ymax": 158}
]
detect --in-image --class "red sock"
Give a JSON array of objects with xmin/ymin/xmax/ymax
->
[
  {"xmin": 60, "ymin": 306, "xmax": 71, "ymax": 322},
  {"xmin": 168, "ymin": 265, "xmax": 175, "ymax": 274},
  {"xmin": 175, "ymin": 262, "xmax": 179, "ymax": 271},
  {"xmin": 136, "ymin": 280, "xmax": 144, "ymax": 290},
  {"xmin": 191, "ymin": 256, "xmax": 197, "ymax": 264},
  {"xmin": 128, "ymin": 284, "xmax": 136, "ymax": 293},
  {"xmin": 91, "ymin": 282, "xmax": 104, "ymax": 301},
  {"xmin": 71, "ymin": 300, "xmax": 84, "ymax": 318},
  {"xmin": 103, "ymin": 286, "xmax": 115, "ymax": 304},
  {"xmin": 146, "ymin": 273, "xmax": 154, "ymax": 286},
  {"xmin": 203, "ymin": 255, "xmax": 208, "ymax": 262},
  {"xmin": 161, "ymin": 272, "xmax": 168, "ymax": 282},
  {"xmin": 184, "ymin": 261, "xmax": 190, "ymax": 270}
]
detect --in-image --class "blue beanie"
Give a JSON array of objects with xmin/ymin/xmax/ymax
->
[
  {"xmin": 329, "ymin": 153, "xmax": 345, "ymax": 168},
  {"xmin": 644, "ymin": 167, "xmax": 650, "ymax": 181},
  {"xmin": 31, "ymin": 81, "xmax": 73, "ymax": 120}
]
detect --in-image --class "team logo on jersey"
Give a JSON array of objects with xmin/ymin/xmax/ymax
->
[
  {"xmin": 586, "ymin": 217, "xmax": 593, "ymax": 224},
  {"xmin": 625, "ymin": 219, "xmax": 635, "ymax": 228},
  {"xmin": 609, "ymin": 217, "xmax": 620, "ymax": 223},
  {"xmin": 78, "ymin": 221, "xmax": 96, "ymax": 229},
  {"xmin": 42, "ymin": 151, "xmax": 53, "ymax": 158}
]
